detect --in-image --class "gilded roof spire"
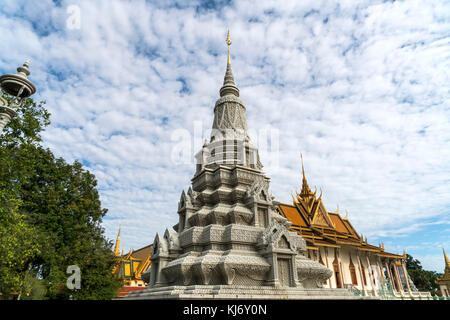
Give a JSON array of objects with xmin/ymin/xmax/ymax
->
[
  {"xmin": 300, "ymin": 153, "xmax": 313, "ymax": 197},
  {"xmin": 444, "ymin": 248, "xmax": 450, "ymax": 268},
  {"xmin": 114, "ymin": 225, "xmax": 121, "ymax": 256}
]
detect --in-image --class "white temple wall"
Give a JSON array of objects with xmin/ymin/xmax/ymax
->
[
  {"xmin": 318, "ymin": 246, "xmax": 380, "ymax": 295},
  {"xmin": 339, "ymin": 247, "xmax": 355, "ymax": 288}
]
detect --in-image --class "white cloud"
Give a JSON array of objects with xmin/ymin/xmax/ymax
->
[{"xmin": 1, "ymin": 0, "xmax": 449, "ymax": 271}]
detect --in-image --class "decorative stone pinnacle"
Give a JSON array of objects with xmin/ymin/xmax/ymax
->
[{"xmin": 219, "ymin": 30, "xmax": 239, "ymax": 97}]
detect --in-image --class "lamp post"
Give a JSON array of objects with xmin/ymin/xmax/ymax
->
[{"xmin": 0, "ymin": 60, "xmax": 37, "ymax": 132}]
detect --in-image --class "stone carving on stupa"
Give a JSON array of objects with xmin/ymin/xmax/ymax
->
[{"xmin": 125, "ymin": 31, "xmax": 365, "ymax": 299}]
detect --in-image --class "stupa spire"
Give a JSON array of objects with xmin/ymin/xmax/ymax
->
[
  {"xmin": 227, "ymin": 29, "xmax": 231, "ymax": 65},
  {"xmin": 220, "ymin": 29, "xmax": 239, "ymax": 97}
]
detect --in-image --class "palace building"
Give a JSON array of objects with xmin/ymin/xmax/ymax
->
[
  {"xmin": 437, "ymin": 248, "xmax": 450, "ymax": 297},
  {"xmin": 112, "ymin": 228, "xmax": 152, "ymax": 297},
  {"xmin": 275, "ymin": 157, "xmax": 431, "ymax": 299}
]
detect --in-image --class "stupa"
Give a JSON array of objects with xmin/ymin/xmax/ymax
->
[{"xmin": 124, "ymin": 31, "xmax": 367, "ymax": 299}]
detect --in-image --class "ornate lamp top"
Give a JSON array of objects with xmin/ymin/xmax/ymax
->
[
  {"xmin": 0, "ymin": 59, "xmax": 36, "ymax": 98},
  {"xmin": 17, "ymin": 59, "xmax": 31, "ymax": 77}
]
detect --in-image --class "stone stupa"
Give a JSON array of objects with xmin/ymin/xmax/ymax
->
[{"xmin": 124, "ymin": 31, "xmax": 363, "ymax": 300}]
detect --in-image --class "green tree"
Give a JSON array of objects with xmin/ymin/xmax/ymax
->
[
  {"xmin": 0, "ymin": 189, "xmax": 40, "ymax": 299},
  {"xmin": 405, "ymin": 254, "xmax": 441, "ymax": 296},
  {"xmin": 0, "ymin": 96, "xmax": 121, "ymax": 299}
]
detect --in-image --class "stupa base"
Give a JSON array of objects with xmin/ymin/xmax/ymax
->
[{"xmin": 121, "ymin": 285, "xmax": 379, "ymax": 300}]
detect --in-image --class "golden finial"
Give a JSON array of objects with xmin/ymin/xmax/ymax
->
[
  {"xmin": 444, "ymin": 248, "xmax": 450, "ymax": 267},
  {"xmin": 226, "ymin": 29, "xmax": 232, "ymax": 65},
  {"xmin": 114, "ymin": 225, "xmax": 121, "ymax": 256},
  {"xmin": 291, "ymin": 192, "xmax": 298, "ymax": 204},
  {"xmin": 301, "ymin": 153, "xmax": 305, "ymax": 177},
  {"xmin": 344, "ymin": 210, "xmax": 348, "ymax": 220}
]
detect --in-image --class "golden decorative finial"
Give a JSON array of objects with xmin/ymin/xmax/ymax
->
[
  {"xmin": 301, "ymin": 153, "xmax": 305, "ymax": 177},
  {"xmin": 444, "ymin": 248, "xmax": 450, "ymax": 267},
  {"xmin": 300, "ymin": 153, "xmax": 314, "ymax": 198},
  {"xmin": 226, "ymin": 29, "xmax": 232, "ymax": 65},
  {"xmin": 344, "ymin": 210, "xmax": 348, "ymax": 220},
  {"xmin": 114, "ymin": 225, "xmax": 121, "ymax": 256}
]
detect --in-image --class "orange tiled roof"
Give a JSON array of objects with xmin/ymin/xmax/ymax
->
[
  {"xmin": 279, "ymin": 204, "xmax": 308, "ymax": 227},
  {"xmin": 328, "ymin": 213, "xmax": 350, "ymax": 234},
  {"xmin": 342, "ymin": 219, "xmax": 358, "ymax": 238},
  {"xmin": 278, "ymin": 201, "xmax": 404, "ymax": 259}
]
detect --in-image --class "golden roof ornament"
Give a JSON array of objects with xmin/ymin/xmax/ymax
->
[
  {"xmin": 291, "ymin": 192, "xmax": 299, "ymax": 204},
  {"xmin": 114, "ymin": 225, "xmax": 121, "ymax": 256},
  {"xmin": 300, "ymin": 153, "xmax": 313, "ymax": 198},
  {"xmin": 444, "ymin": 248, "xmax": 450, "ymax": 267}
]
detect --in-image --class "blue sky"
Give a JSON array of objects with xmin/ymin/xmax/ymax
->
[{"xmin": 0, "ymin": 0, "xmax": 449, "ymax": 272}]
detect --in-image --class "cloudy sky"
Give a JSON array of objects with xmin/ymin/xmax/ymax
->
[{"xmin": 1, "ymin": 0, "xmax": 449, "ymax": 272}]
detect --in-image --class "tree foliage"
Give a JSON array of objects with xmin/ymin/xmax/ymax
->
[
  {"xmin": 0, "ymin": 189, "xmax": 40, "ymax": 298},
  {"xmin": 405, "ymin": 254, "xmax": 441, "ymax": 295},
  {"xmin": 0, "ymin": 97, "xmax": 121, "ymax": 299}
]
